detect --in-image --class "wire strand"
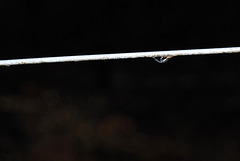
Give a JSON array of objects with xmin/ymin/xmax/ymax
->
[{"xmin": 1, "ymin": 47, "xmax": 240, "ymax": 66}]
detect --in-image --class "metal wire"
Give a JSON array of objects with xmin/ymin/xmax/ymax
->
[{"xmin": 0, "ymin": 47, "xmax": 240, "ymax": 66}]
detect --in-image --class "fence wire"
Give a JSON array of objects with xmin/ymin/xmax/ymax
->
[{"xmin": 1, "ymin": 47, "xmax": 240, "ymax": 66}]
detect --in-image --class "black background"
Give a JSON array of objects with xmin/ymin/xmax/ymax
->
[{"xmin": 1, "ymin": 0, "xmax": 240, "ymax": 161}]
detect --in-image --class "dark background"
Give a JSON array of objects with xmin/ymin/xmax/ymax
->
[{"xmin": 1, "ymin": 0, "xmax": 240, "ymax": 161}]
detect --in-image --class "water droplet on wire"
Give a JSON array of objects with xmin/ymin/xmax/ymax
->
[{"xmin": 153, "ymin": 56, "xmax": 172, "ymax": 63}]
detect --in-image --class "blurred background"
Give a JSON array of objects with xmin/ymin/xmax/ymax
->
[{"xmin": 1, "ymin": 0, "xmax": 240, "ymax": 161}]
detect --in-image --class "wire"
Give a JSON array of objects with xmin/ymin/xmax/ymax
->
[{"xmin": 0, "ymin": 47, "xmax": 240, "ymax": 66}]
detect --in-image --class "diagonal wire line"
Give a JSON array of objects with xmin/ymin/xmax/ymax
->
[{"xmin": 0, "ymin": 47, "xmax": 240, "ymax": 66}]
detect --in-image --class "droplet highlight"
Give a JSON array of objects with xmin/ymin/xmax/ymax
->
[{"xmin": 153, "ymin": 56, "xmax": 172, "ymax": 63}]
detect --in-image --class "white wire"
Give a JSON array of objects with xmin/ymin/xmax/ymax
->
[{"xmin": 0, "ymin": 47, "xmax": 240, "ymax": 66}]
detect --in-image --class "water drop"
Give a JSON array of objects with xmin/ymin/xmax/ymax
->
[{"xmin": 153, "ymin": 56, "xmax": 172, "ymax": 63}]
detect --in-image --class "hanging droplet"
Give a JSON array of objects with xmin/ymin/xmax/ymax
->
[{"xmin": 153, "ymin": 56, "xmax": 172, "ymax": 63}]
